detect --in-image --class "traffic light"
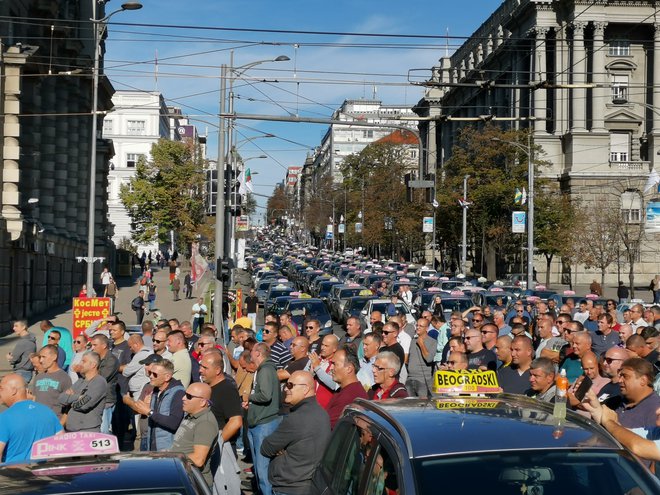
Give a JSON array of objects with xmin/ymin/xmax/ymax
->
[
  {"xmin": 216, "ymin": 257, "xmax": 235, "ymax": 283},
  {"xmin": 405, "ymin": 173, "xmax": 413, "ymax": 202},
  {"xmin": 425, "ymin": 173, "xmax": 436, "ymax": 203}
]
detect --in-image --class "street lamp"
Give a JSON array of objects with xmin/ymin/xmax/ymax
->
[
  {"xmin": 461, "ymin": 175, "xmax": 470, "ymax": 275},
  {"xmin": 214, "ymin": 54, "xmax": 289, "ymax": 332},
  {"xmin": 492, "ymin": 135, "xmax": 534, "ymax": 290},
  {"xmin": 86, "ymin": 1, "xmax": 142, "ymax": 297}
]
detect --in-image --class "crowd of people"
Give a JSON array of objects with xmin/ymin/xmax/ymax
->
[{"xmin": 6, "ymin": 276, "xmax": 660, "ymax": 493}]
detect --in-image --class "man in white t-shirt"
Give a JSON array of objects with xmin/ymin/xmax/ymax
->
[
  {"xmin": 100, "ymin": 267, "xmax": 112, "ymax": 287},
  {"xmin": 191, "ymin": 297, "xmax": 208, "ymax": 334}
]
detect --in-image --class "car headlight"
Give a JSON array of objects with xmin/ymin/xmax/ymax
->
[{"xmin": 324, "ymin": 320, "xmax": 332, "ymax": 328}]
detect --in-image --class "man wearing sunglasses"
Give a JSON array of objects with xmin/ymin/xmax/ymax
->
[
  {"xmin": 133, "ymin": 358, "xmax": 185, "ymax": 451},
  {"xmin": 170, "ymin": 382, "xmax": 218, "ymax": 487},
  {"xmin": 152, "ymin": 330, "xmax": 173, "ymax": 360},
  {"xmin": 261, "ymin": 371, "xmax": 331, "ymax": 495},
  {"xmin": 597, "ymin": 346, "xmax": 628, "ymax": 403}
]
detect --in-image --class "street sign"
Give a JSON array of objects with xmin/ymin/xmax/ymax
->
[
  {"xmin": 326, "ymin": 224, "xmax": 334, "ymax": 240},
  {"xmin": 355, "ymin": 222, "xmax": 362, "ymax": 233},
  {"xmin": 338, "ymin": 223, "xmax": 345, "ymax": 233},
  {"xmin": 512, "ymin": 211, "xmax": 526, "ymax": 233},
  {"xmin": 409, "ymin": 180, "xmax": 435, "ymax": 188},
  {"xmin": 72, "ymin": 297, "xmax": 112, "ymax": 338},
  {"xmin": 236, "ymin": 215, "xmax": 249, "ymax": 232},
  {"xmin": 423, "ymin": 216, "xmax": 434, "ymax": 233}
]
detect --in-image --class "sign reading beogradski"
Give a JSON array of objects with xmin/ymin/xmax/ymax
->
[{"xmin": 72, "ymin": 297, "xmax": 112, "ymax": 337}]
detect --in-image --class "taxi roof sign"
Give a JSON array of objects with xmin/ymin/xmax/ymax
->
[
  {"xmin": 31, "ymin": 432, "xmax": 119, "ymax": 460},
  {"xmin": 433, "ymin": 370, "xmax": 502, "ymax": 395}
]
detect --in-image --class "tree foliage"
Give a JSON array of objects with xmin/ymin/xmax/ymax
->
[
  {"xmin": 437, "ymin": 124, "xmax": 551, "ymax": 278},
  {"xmin": 120, "ymin": 139, "xmax": 207, "ymax": 248}
]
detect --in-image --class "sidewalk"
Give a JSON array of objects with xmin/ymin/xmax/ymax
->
[{"xmin": 0, "ymin": 262, "xmax": 209, "ymax": 374}]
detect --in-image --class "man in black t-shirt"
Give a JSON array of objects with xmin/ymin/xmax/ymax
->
[
  {"xmin": 278, "ymin": 337, "xmax": 311, "ymax": 382},
  {"xmin": 380, "ymin": 322, "xmax": 406, "ymax": 375},
  {"xmin": 199, "ymin": 351, "xmax": 242, "ymax": 442},
  {"xmin": 244, "ymin": 289, "xmax": 259, "ymax": 332},
  {"xmin": 464, "ymin": 328, "xmax": 497, "ymax": 371}
]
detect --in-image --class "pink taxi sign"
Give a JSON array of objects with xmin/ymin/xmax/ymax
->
[{"xmin": 31, "ymin": 432, "xmax": 119, "ymax": 460}]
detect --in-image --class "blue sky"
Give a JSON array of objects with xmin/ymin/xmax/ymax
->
[{"xmin": 105, "ymin": 0, "xmax": 503, "ymax": 213}]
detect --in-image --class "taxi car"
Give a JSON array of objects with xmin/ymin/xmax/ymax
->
[
  {"xmin": 0, "ymin": 432, "xmax": 212, "ymax": 495},
  {"xmin": 312, "ymin": 370, "xmax": 660, "ymax": 495}
]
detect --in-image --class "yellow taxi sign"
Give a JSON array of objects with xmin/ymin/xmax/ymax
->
[
  {"xmin": 435, "ymin": 398, "xmax": 499, "ymax": 410},
  {"xmin": 433, "ymin": 370, "xmax": 502, "ymax": 395}
]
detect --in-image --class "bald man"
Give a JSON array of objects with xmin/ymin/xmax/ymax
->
[
  {"xmin": 262, "ymin": 371, "xmax": 331, "ymax": 495},
  {"xmin": 0, "ymin": 374, "xmax": 62, "ymax": 463},
  {"xmin": 170, "ymin": 382, "xmax": 218, "ymax": 487}
]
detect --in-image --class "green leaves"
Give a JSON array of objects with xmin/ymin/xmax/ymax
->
[{"xmin": 120, "ymin": 139, "xmax": 207, "ymax": 248}]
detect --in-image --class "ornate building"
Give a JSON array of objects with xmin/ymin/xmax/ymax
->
[
  {"xmin": 415, "ymin": 0, "xmax": 660, "ymax": 285},
  {"xmin": 0, "ymin": 1, "xmax": 115, "ymax": 326}
]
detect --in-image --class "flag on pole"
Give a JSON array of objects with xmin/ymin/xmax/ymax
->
[
  {"xmin": 190, "ymin": 242, "xmax": 209, "ymax": 288},
  {"xmin": 645, "ymin": 168, "xmax": 660, "ymax": 193},
  {"xmin": 514, "ymin": 188, "xmax": 522, "ymax": 205},
  {"xmin": 358, "ymin": 211, "xmax": 363, "ymax": 219},
  {"xmin": 238, "ymin": 168, "xmax": 253, "ymax": 195},
  {"xmin": 432, "ymin": 199, "xmax": 439, "ymax": 208},
  {"xmin": 521, "ymin": 187, "xmax": 527, "ymax": 205},
  {"xmin": 340, "ymin": 214, "xmax": 344, "ymax": 223}
]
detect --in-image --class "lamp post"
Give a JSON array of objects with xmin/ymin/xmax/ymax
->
[
  {"xmin": 86, "ymin": 1, "xmax": 142, "ymax": 297},
  {"xmin": 214, "ymin": 54, "xmax": 289, "ymax": 330},
  {"xmin": 492, "ymin": 135, "xmax": 534, "ymax": 289},
  {"xmin": 461, "ymin": 175, "xmax": 470, "ymax": 275}
]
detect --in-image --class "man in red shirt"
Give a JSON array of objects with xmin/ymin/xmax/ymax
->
[
  {"xmin": 368, "ymin": 351, "xmax": 408, "ymax": 400},
  {"xmin": 326, "ymin": 348, "xmax": 368, "ymax": 428},
  {"xmin": 310, "ymin": 335, "xmax": 339, "ymax": 409}
]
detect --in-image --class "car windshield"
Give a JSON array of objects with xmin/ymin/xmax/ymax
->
[
  {"xmin": 339, "ymin": 288, "xmax": 365, "ymax": 299},
  {"xmin": 288, "ymin": 301, "xmax": 330, "ymax": 324},
  {"xmin": 413, "ymin": 450, "xmax": 656, "ymax": 495},
  {"xmin": 440, "ymin": 298, "xmax": 473, "ymax": 313},
  {"xmin": 370, "ymin": 302, "xmax": 409, "ymax": 315},
  {"xmin": 346, "ymin": 297, "xmax": 372, "ymax": 312},
  {"xmin": 268, "ymin": 289, "xmax": 293, "ymax": 300}
]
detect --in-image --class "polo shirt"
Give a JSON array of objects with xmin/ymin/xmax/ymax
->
[
  {"xmin": 613, "ymin": 391, "xmax": 660, "ymax": 429},
  {"xmin": 497, "ymin": 365, "xmax": 531, "ymax": 395},
  {"xmin": 269, "ymin": 341, "xmax": 292, "ymax": 369},
  {"xmin": 325, "ymin": 381, "xmax": 368, "ymax": 429},
  {"xmin": 170, "ymin": 408, "xmax": 218, "ymax": 486},
  {"xmin": 590, "ymin": 330, "xmax": 621, "ymax": 357}
]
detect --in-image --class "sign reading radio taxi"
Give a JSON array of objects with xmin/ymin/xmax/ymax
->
[{"xmin": 72, "ymin": 297, "xmax": 112, "ymax": 337}]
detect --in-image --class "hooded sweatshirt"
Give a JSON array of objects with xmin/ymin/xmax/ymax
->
[{"xmin": 10, "ymin": 333, "xmax": 36, "ymax": 372}]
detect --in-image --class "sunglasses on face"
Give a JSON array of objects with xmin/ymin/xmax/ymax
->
[
  {"xmin": 263, "ymin": 330, "xmax": 273, "ymax": 335},
  {"xmin": 148, "ymin": 371, "xmax": 159, "ymax": 378},
  {"xmin": 284, "ymin": 382, "xmax": 307, "ymax": 390},
  {"xmin": 604, "ymin": 357, "xmax": 623, "ymax": 364},
  {"xmin": 74, "ymin": 340, "xmax": 85, "ymax": 344},
  {"xmin": 198, "ymin": 342, "xmax": 211, "ymax": 347},
  {"xmin": 472, "ymin": 319, "xmax": 483, "ymax": 323},
  {"xmin": 372, "ymin": 365, "xmax": 389, "ymax": 372},
  {"xmin": 153, "ymin": 339, "xmax": 165, "ymax": 344},
  {"xmin": 382, "ymin": 330, "xmax": 397, "ymax": 335},
  {"xmin": 184, "ymin": 392, "xmax": 207, "ymax": 401},
  {"xmin": 48, "ymin": 336, "xmax": 60, "ymax": 341}
]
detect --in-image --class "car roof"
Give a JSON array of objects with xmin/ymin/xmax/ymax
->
[
  {"xmin": 345, "ymin": 395, "xmax": 619, "ymax": 459},
  {"xmin": 0, "ymin": 452, "xmax": 200, "ymax": 494}
]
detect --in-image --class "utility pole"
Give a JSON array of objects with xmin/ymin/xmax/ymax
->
[{"xmin": 213, "ymin": 64, "xmax": 227, "ymax": 337}]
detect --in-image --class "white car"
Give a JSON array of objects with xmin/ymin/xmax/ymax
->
[{"xmin": 360, "ymin": 298, "xmax": 416, "ymax": 332}]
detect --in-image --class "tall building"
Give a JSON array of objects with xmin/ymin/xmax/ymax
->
[
  {"xmin": 415, "ymin": 0, "xmax": 660, "ymax": 284},
  {"xmin": 309, "ymin": 99, "xmax": 417, "ymax": 187},
  {"xmin": 0, "ymin": 1, "xmax": 115, "ymax": 325},
  {"xmin": 104, "ymin": 91, "xmax": 169, "ymax": 253}
]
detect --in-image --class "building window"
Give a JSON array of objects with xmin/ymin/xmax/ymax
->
[
  {"xmin": 362, "ymin": 130, "xmax": 373, "ymax": 139},
  {"xmin": 102, "ymin": 119, "xmax": 113, "ymax": 134},
  {"xmin": 127, "ymin": 120, "xmax": 146, "ymax": 136},
  {"xmin": 126, "ymin": 153, "xmax": 144, "ymax": 168},
  {"xmin": 609, "ymin": 40, "xmax": 630, "ymax": 56},
  {"xmin": 609, "ymin": 133, "xmax": 630, "ymax": 162},
  {"xmin": 611, "ymin": 74, "xmax": 629, "ymax": 103},
  {"xmin": 621, "ymin": 191, "xmax": 642, "ymax": 224}
]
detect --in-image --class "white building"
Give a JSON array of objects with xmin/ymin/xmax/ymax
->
[
  {"xmin": 103, "ymin": 91, "xmax": 169, "ymax": 252},
  {"xmin": 310, "ymin": 99, "xmax": 417, "ymax": 185}
]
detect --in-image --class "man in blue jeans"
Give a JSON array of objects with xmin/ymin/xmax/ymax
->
[{"xmin": 245, "ymin": 343, "xmax": 281, "ymax": 495}]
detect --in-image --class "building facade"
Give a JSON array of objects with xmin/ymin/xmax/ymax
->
[
  {"xmin": 415, "ymin": 0, "xmax": 660, "ymax": 285},
  {"xmin": 0, "ymin": 1, "xmax": 116, "ymax": 327},
  {"xmin": 104, "ymin": 91, "xmax": 170, "ymax": 253}
]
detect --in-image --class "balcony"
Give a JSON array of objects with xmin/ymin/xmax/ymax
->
[{"xmin": 609, "ymin": 161, "xmax": 650, "ymax": 171}]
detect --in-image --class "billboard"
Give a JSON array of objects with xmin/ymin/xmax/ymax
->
[{"xmin": 646, "ymin": 201, "xmax": 660, "ymax": 233}]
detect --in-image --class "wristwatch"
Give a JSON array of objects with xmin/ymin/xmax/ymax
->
[{"xmin": 148, "ymin": 410, "xmax": 154, "ymax": 417}]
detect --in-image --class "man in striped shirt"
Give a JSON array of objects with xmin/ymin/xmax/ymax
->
[{"xmin": 262, "ymin": 321, "xmax": 291, "ymax": 369}]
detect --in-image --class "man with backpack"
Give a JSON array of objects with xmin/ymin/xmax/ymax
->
[{"xmin": 132, "ymin": 290, "xmax": 146, "ymax": 325}]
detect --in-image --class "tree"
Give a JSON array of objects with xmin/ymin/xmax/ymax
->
[
  {"xmin": 535, "ymin": 189, "xmax": 579, "ymax": 287},
  {"xmin": 120, "ymin": 139, "xmax": 207, "ymax": 248},
  {"xmin": 573, "ymin": 202, "xmax": 621, "ymax": 290},
  {"xmin": 437, "ymin": 124, "xmax": 550, "ymax": 279},
  {"xmin": 340, "ymin": 141, "xmax": 426, "ymax": 259},
  {"xmin": 266, "ymin": 184, "xmax": 290, "ymax": 226}
]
